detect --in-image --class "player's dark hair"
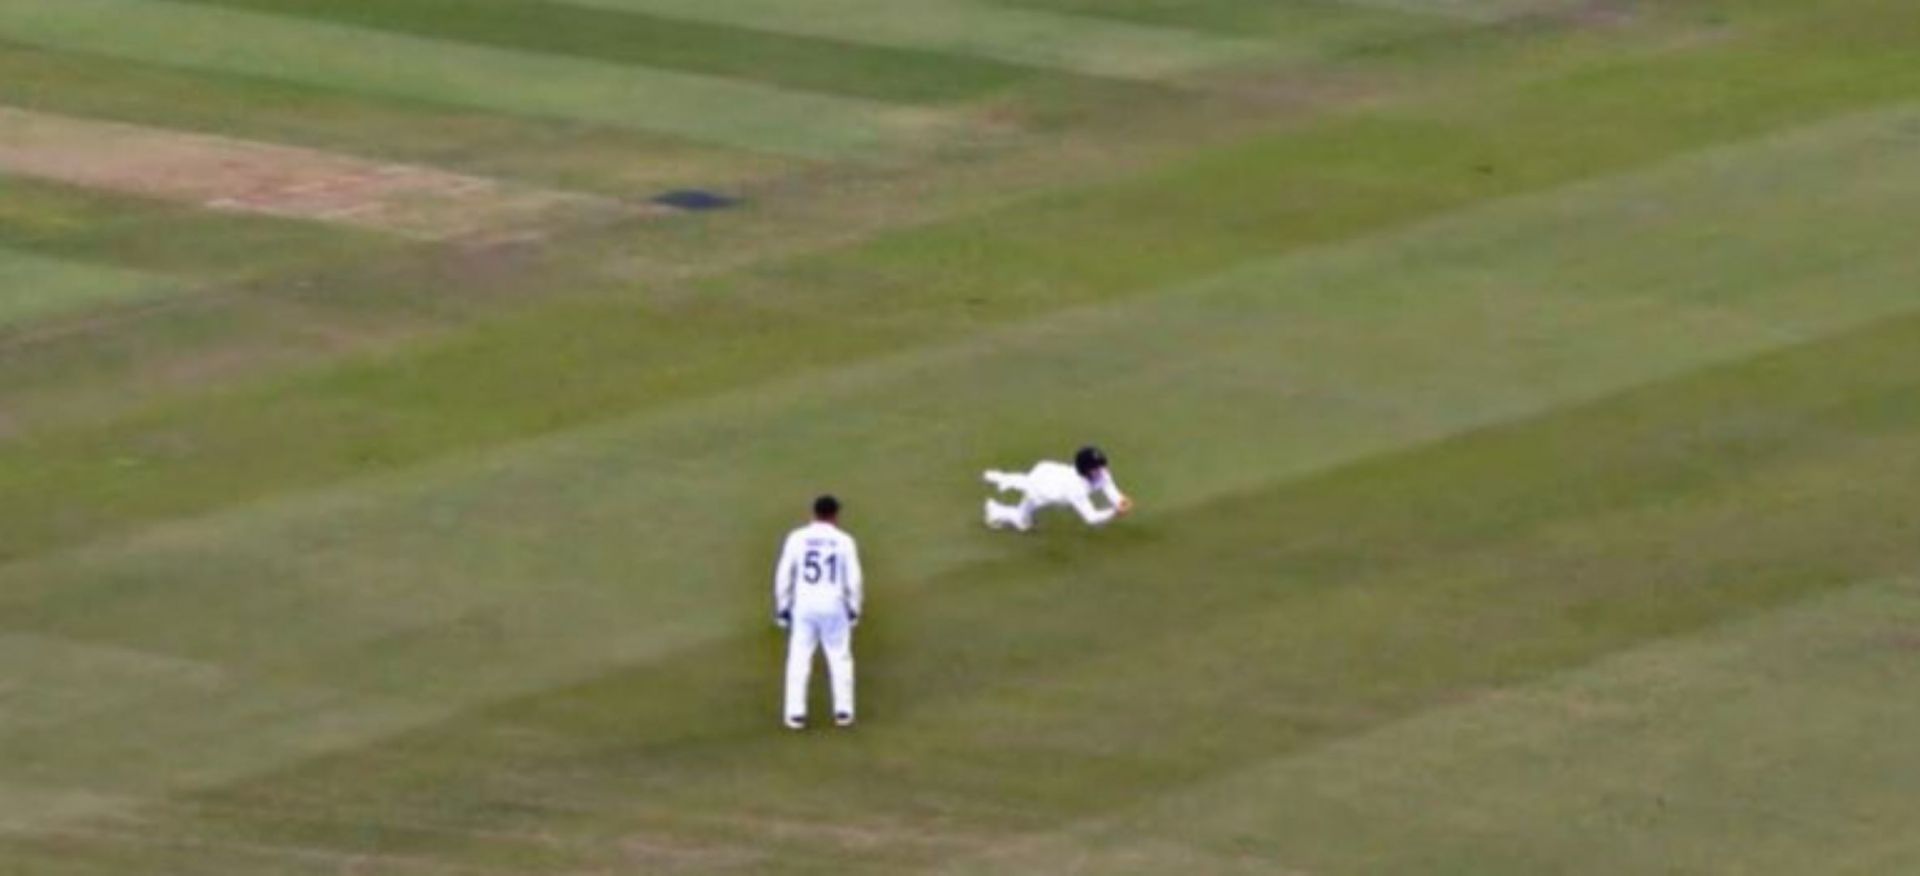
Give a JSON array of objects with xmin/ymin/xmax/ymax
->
[
  {"xmin": 813, "ymin": 494, "xmax": 841, "ymax": 519},
  {"xmin": 1073, "ymin": 446, "xmax": 1109, "ymax": 478}
]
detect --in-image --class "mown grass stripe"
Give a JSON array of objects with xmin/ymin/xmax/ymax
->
[
  {"xmin": 1333, "ymin": 0, "xmax": 1581, "ymax": 22},
  {"xmin": 0, "ymin": 44, "xmax": 790, "ymax": 197},
  {"xmin": 937, "ymin": 571, "xmax": 1920, "ymax": 873},
  {"xmin": 990, "ymin": 0, "xmax": 1439, "ymax": 41},
  {"xmin": 0, "ymin": 247, "xmax": 169, "ymax": 328},
  {"xmin": 0, "ymin": 0, "xmax": 946, "ymax": 159},
  {"xmin": 551, "ymin": 0, "xmax": 1277, "ymax": 79},
  {"xmin": 167, "ymin": 0, "xmax": 1064, "ymax": 105}
]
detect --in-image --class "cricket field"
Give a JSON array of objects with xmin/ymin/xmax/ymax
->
[{"xmin": 2, "ymin": 0, "xmax": 1918, "ymax": 872}]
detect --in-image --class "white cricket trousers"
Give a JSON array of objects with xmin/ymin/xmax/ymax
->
[
  {"xmin": 785, "ymin": 608, "xmax": 854, "ymax": 720},
  {"xmin": 984, "ymin": 470, "xmax": 1038, "ymax": 531}
]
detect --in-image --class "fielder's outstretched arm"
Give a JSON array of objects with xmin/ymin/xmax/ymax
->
[{"xmin": 1070, "ymin": 493, "xmax": 1118, "ymax": 526}]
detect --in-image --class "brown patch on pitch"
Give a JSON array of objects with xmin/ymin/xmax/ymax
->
[
  {"xmin": 1564, "ymin": 0, "xmax": 1637, "ymax": 28},
  {"xmin": 620, "ymin": 834, "xmax": 762, "ymax": 872},
  {"xmin": 0, "ymin": 107, "xmax": 644, "ymax": 239}
]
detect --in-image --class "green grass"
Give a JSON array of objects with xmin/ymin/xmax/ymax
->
[
  {"xmin": 0, "ymin": 0, "xmax": 950, "ymax": 158},
  {"xmin": 3, "ymin": 6, "xmax": 1913, "ymax": 562},
  {"xmin": 0, "ymin": 176, "xmax": 407, "ymax": 276},
  {"xmin": 0, "ymin": 44, "xmax": 792, "ymax": 196},
  {"xmin": 168, "ymin": 0, "xmax": 1077, "ymax": 105},
  {"xmin": 8, "ymin": 304, "xmax": 1920, "ymax": 871},
  {"xmin": 0, "ymin": 246, "xmax": 169, "ymax": 327},
  {"xmin": 1332, "ymin": 0, "xmax": 1585, "ymax": 22},
  {"xmin": 552, "ymin": 0, "xmax": 1277, "ymax": 78},
  {"xmin": 3, "ymin": 0, "xmax": 1919, "ymax": 871},
  {"xmin": 6, "ymin": 94, "xmax": 1917, "ymax": 666},
  {"xmin": 992, "ymin": 0, "xmax": 1438, "ymax": 40},
  {"xmin": 950, "ymin": 575, "xmax": 1920, "ymax": 873}
]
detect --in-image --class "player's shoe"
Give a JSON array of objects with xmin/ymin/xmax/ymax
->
[
  {"xmin": 982, "ymin": 470, "xmax": 1013, "ymax": 493},
  {"xmin": 784, "ymin": 715, "xmax": 806, "ymax": 731},
  {"xmin": 834, "ymin": 712, "xmax": 855, "ymax": 728},
  {"xmin": 984, "ymin": 499, "xmax": 1006, "ymax": 529}
]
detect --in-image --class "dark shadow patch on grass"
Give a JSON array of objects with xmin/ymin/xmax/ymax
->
[{"xmin": 651, "ymin": 190, "xmax": 740, "ymax": 212}]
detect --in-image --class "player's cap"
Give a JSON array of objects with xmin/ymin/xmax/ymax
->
[
  {"xmin": 813, "ymin": 494, "xmax": 841, "ymax": 519},
  {"xmin": 1073, "ymin": 446, "xmax": 1109, "ymax": 477}
]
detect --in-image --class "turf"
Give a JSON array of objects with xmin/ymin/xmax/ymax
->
[
  {"xmin": 0, "ymin": 175, "xmax": 403, "ymax": 276},
  {"xmin": 0, "ymin": 44, "xmax": 793, "ymax": 196},
  {"xmin": 0, "ymin": 246, "xmax": 168, "ymax": 327},
  {"xmin": 2, "ymin": 0, "xmax": 1919, "ymax": 871},
  {"xmin": 167, "ymin": 0, "xmax": 1072, "ymax": 105},
  {"xmin": 550, "ymin": 0, "xmax": 1277, "ymax": 78},
  {"xmin": 0, "ymin": 0, "xmax": 950, "ymax": 158},
  {"xmin": 948, "ymin": 575, "xmax": 1920, "ymax": 873},
  {"xmin": 992, "ymin": 0, "xmax": 1438, "ymax": 41},
  {"xmin": 5, "ymin": 12, "xmax": 1915, "ymax": 561}
]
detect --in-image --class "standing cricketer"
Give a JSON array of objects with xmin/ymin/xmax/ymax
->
[
  {"xmin": 774, "ymin": 495, "xmax": 864, "ymax": 729},
  {"xmin": 983, "ymin": 445, "xmax": 1133, "ymax": 532}
]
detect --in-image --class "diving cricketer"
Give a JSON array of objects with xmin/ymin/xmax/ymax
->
[{"xmin": 983, "ymin": 445, "xmax": 1132, "ymax": 532}]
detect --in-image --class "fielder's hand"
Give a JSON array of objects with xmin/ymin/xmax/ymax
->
[{"xmin": 1116, "ymin": 496, "xmax": 1135, "ymax": 515}]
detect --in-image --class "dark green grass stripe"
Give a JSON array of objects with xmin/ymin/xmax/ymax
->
[
  {"xmin": 992, "ymin": 0, "xmax": 1435, "ymax": 39},
  {"xmin": 0, "ymin": 176, "xmax": 406, "ymax": 278},
  {"xmin": 0, "ymin": 0, "xmax": 939, "ymax": 159},
  {"xmin": 165, "ymin": 0, "xmax": 1079, "ymax": 105},
  {"xmin": 63, "ymin": 310, "xmax": 1920, "ymax": 872},
  {"xmin": 0, "ymin": 42, "xmax": 787, "ymax": 197}
]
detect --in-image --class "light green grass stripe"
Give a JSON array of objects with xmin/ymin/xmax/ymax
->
[
  {"xmin": 553, "ymin": 0, "xmax": 1275, "ymax": 78},
  {"xmin": 947, "ymin": 575, "xmax": 1920, "ymax": 874},
  {"xmin": 0, "ymin": 632, "xmax": 438, "ymax": 830},
  {"xmin": 1, "ymin": 105, "xmax": 1916, "ymax": 813},
  {"xmin": 0, "ymin": 0, "xmax": 944, "ymax": 159},
  {"xmin": 1332, "ymin": 0, "xmax": 1582, "ymax": 23},
  {"xmin": 0, "ymin": 246, "xmax": 168, "ymax": 327}
]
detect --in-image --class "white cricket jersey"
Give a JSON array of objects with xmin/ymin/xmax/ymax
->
[
  {"xmin": 1027, "ymin": 461, "xmax": 1127, "ymax": 525},
  {"xmin": 774, "ymin": 522, "xmax": 863, "ymax": 617}
]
